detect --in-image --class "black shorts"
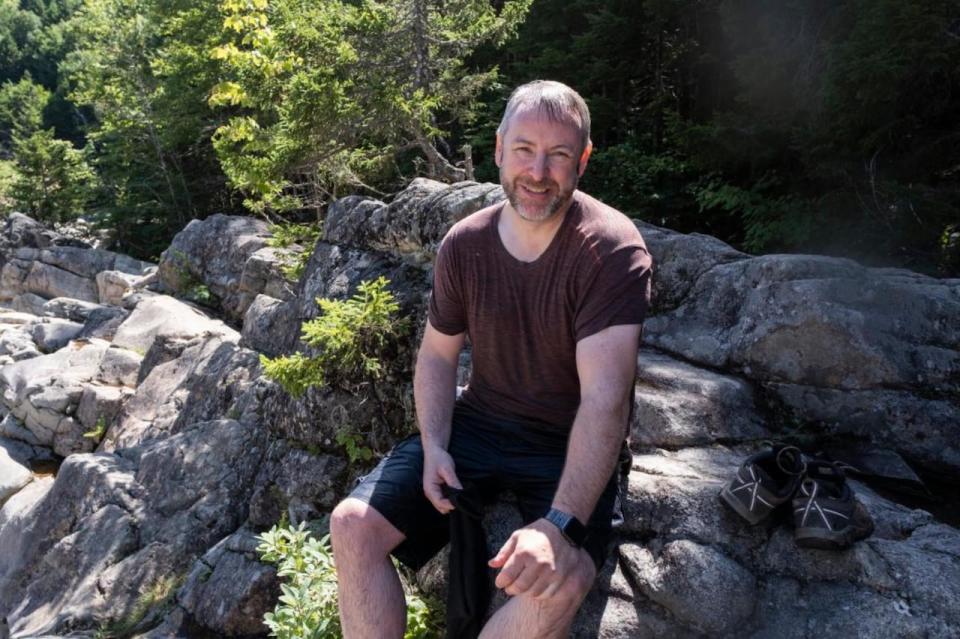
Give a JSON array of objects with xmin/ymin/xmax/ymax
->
[{"xmin": 349, "ymin": 402, "xmax": 622, "ymax": 571}]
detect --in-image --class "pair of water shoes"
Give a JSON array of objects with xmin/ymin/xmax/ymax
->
[{"xmin": 720, "ymin": 445, "xmax": 874, "ymax": 549}]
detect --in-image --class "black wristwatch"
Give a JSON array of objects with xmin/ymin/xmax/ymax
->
[{"xmin": 544, "ymin": 508, "xmax": 587, "ymax": 547}]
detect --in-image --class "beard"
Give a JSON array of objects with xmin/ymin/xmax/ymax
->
[{"xmin": 502, "ymin": 174, "xmax": 576, "ymax": 222}]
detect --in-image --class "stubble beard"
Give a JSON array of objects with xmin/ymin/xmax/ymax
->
[{"xmin": 503, "ymin": 176, "xmax": 577, "ymax": 223}]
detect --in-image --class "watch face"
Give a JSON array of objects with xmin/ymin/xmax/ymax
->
[{"xmin": 547, "ymin": 509, "xmax": 586, "ymax": 546}]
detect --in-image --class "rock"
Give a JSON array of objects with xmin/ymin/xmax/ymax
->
[
  {"xmin": 761, "ymin": 383, "xmax": 960, "ymax": 475},
  {"xmin": 620, "ymin": 540, "xmax": 757, "ymax": 635},
  {"xmin": 41, "ymin": 297, "xmax": 104, "ymax": 322},
  {"xmin": 0, "ymin": 310, "xmax": 38, "ymax": 326},
  {"xmin": 0, "ymin": 434, "xmax": 53, "ymax": 468},
  {"xmin": 0, "ymin": 419, "xmax": 268, "ymax": 637},
  {"xmin": 158, "ymin": 214, "xmax": 277, "ymax": 320},
  {"xmin": 112, "ymin": 295, "xmax": 237, "ymax": 355},
  {"xmin": 0, "ymin": 213, "xmax": 76, "ymax": 250},
  {"xmin": 247, "ymin": 443, "xmax": 347, "ymax": 528},
  {"xmin": 177, "ymin": 529, "xmax": 278, "ymax": 636},
  {"xmin": 3, "ymin": 259, "xmax": 99, "ymax": 302},
  {"xmin": 76, "ymin": 305, "xmax": 128, "ymax": 341},
  {"xmin": 97, "ymin": 345, "xmax": 143, "ymax": 387},
  {"xmin": 10, "ymin": 246, "xmax": 150, "ymax": 280},
  {"xmin": 637, "ymin": 224, "xmax": 960, "ymax": 474},
  {"xmin": 76, "ymin": 385, "xmax": 129, "ymax": 433},
  {"xmin": 9, "ymin": 293, "xmax": 47, "ymax": 316},
  {"xmin": 0, "ymin": 415, "xmax": 40, "ymax": 447},
  {"xmin": 632, "ymin": 348, "xmax": 770, "ymax": 448},
  {"xmin": 239, "ymin": 294, "xmax": 295, "ymax": 357},
  {"xmin": 0, "ymin": 339, "xmax": 110, "ymax": 449},
  {"xmin": 0, "ymin": 329, "xmax": 37, "ymax": 361},
  {"xmin": 238, "ymin": 246, "xmax": 296, "ymax": 303},
  {"xmin": 0, "ymin": 476, "xmax": 54, "ymax": 589},
  {"xmin": 104, "ymin": 335, "xmax": 260, "ymax": 451},
  {"xmin": 643, "ymin": 252, "xmax": 959, "ymax": 393},
  {"xmin": 323, "ymin": 179, "xmax": 504, "ymax": 264},
  {"xmin": 96, "ymin": 270, "xmax": 140, "ymax": 305},
  {"xmin": 28, "ymin": 318, "xmax": 83, "ymax": 352},
  {"xmin": 0, "ymin": 447, "xmax": 32, "ymax": 507}
]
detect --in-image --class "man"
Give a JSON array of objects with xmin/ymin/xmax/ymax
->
[{"xmin": 331, "ymin": 80, "xmax": 652, "ymax": 638}]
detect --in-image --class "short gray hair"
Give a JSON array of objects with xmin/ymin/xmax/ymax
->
[{"xmin": 497, "ymin": 80, "xmax": 591, "ymax": 152}]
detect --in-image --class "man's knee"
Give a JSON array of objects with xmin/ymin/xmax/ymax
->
[
  {"xmin": 551, "ymin": 554, "xmax": 596, "ymax": 608},
  {"xmin": 330, "ymin": 497, "xmax": 404, "ymax": 558}
]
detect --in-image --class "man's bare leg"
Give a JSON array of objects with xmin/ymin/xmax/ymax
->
[
  {"xmin": 478, "ymin": 550, "xmax": 596, "ymax": 639},
  {"xmin": 330, "ymin": 497, "xmax": 407, "ymax": 638}
]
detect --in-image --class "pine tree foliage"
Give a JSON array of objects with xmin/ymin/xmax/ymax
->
[{"xmin": 209, "ymin": 0, "xmax": 530, "ymax": 215}]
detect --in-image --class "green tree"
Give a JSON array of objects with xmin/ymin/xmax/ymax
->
[
  {"xmin": 61, "ymin": 0, "xmax": 232, "ymax": 258},
  {"xmin": 11, "ymin": 126, "xmax": 95, "ymax": 222},
  {"xmin": 0, "ymin": 73, "xmax": 50, "ymax": 150},
  {"xmin": 210, "ymin": 0, "xmax": 531, "ymax": 215}
]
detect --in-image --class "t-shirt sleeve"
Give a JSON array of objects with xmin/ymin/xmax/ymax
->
[
  {"xmin": 427, "ymin": 234, "xmax": 468, "ymax": 335},
  {"xmin": 574, "ymin": 243, "xmax": 652, "ymax": 342}
]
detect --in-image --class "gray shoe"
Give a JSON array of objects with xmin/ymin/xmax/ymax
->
[
  {"xmin": 793, "ymin": 460, "xmax": 874, "ymax": 549},
  {"xmin": 720, "ymin": 445, "xmax": 805, "ymax": 525}
]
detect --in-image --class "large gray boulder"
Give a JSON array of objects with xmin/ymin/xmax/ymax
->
[
  {"xmin": 0, "ymin": 339, "xmax": 112, "ymax": 455},
  {"xmin": 111, "ymin": 294, "xmax": 237, "ymax": 355},
  {"xmin": 158, "ymin": 214, "xmax": 295, "ymax": 321},
  {"xmin": 638, "ymin": 222, "xmax": 960, "ymax": 474},
  {"xmin": 0, "ymin": 419, "xmax": 269, "ymax": 638},
  {"xmin": 103, "ymin": 333, "xmax": 260, "ymax": 451},
  {"xmin": 0, "ymin": 447, "xmax": 31, "ymax": 507},
  {"xmin": 0, "ymin": 246, "xmax": 152, "ymax": 304},
  {"xmin": 323, "ymin": 179, "xmax": 503, "ymax": 264}
]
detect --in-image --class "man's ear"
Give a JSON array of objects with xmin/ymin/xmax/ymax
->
[
  {"xmin": 577, "ymin": 141, "xmax": 593, "ymax": 176},
  {"xmin": 494, "ymin": 134, "xmax": 503, "ymax": 167}
]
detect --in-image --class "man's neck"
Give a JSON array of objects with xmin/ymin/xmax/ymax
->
[{"xmin": 498, "ymin": 198, "xmax": 574, "ymax": 263}]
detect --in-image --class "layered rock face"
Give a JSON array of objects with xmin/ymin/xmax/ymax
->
[{"xmin": 0, "ymin": 182, "xmax": 957, "ymax": 638}]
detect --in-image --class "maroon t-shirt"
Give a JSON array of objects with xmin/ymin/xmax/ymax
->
[{"xmin": 428, "ymin": 190, "xmax": 653, "ymax": 430}]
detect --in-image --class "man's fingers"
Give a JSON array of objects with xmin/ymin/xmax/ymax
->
[
  {"xmin": 494, "ymin": 555, "xmax": 524, "ymax": 590},
  {"xmin": 504, "ymin": 568, "xmax": 540, "ymax": 596},
  {"xmin": 438, "ymin": 465, "xmax": 462, "ymax": 490},
  {"xmin": 488, "ymin": 534, "xmax": 517, "ymax": 568},
  {"xmin": 423, "ymin": 482, "xmax": 454, "ymax": 513}
]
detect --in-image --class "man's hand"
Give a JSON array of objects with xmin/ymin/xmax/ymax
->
[
  {"xmin": 422, "ymin": 444, "xmax": 462, "ymax": 514},
  {"xmin": 488, "ymin": 518, "xmax": 583, "ymax": 599}
]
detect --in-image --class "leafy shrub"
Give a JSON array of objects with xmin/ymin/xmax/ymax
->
[
  {"xmin": 257, "ymin": 522, "xmax": 441, "ymax": 639},
  {"xmin": 260, "ymin": 276, "xmax": 408, "ymax": 396}
]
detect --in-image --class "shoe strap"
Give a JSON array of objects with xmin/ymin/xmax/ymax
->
[{"xmin": 775, "ymin": 445, "xmax": 806, "ymax": 476}]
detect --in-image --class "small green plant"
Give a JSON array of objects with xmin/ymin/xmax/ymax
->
[
  {"xmin": 267, "ymin": 222, "xmax": 322, "ymax": 281},
  {"xmin": 95, "ymin": 575, "xmax": 180, "ymax": 638},
  {"xmin": 260, "ymin": 276, "xmax": 408, "ymax": 397},
  {"xmin": 83, "ymin": 416, "xmax": 107, "ymax": 442},
  {"xmin": 168, "ymin": 249, "xmax": 217, "ymax": 307},
  {"xmin": 335, "ymin": 430, "xmax": 374, "ymax": 463},
  {"xmin": 257, "ymin": 522, "xmax": 441, "ymax": 639}
]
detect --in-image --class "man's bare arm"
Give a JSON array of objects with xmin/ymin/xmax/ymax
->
[
  {"xmin": 413, "ymin": 320, "xmax": 466, "ymax": 514},
  {"xmin": 551, "ymin": 323, "xmax": 641, "ymax": 522},
  {"xmin": 490, "ymin": 323, "xmax": 640, "ymax": 597}
]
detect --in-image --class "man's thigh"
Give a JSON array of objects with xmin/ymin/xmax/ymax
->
[
  {"xmin": 347, "ymin": 416, "xmax": 500, "ymax": 569},
  {"xmin": 349, "ymin": 433, "xmax": 453, "ymax": 568}
]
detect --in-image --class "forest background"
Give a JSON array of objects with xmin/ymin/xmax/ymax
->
[{"xmin": 0, "ymin": 0, "xmax": 957, "ymax": 276}]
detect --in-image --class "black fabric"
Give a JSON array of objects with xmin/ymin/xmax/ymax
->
[{"xmin": 442, "ymin": 483, "xmax": 490, "ymax": 639}]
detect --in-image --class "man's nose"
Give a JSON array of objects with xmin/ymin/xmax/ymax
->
[{"xmin": 528, "ymin": 153, "xmax": 548, "ymax": 181}]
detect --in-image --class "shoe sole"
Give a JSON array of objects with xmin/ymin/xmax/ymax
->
[
  {"xmin": 795, "ymin": 522, "xmax": 874, "ymax": 550},
  {"xmin": 719, "ymin": 485, "xmax": 767, "ymax": 525}
]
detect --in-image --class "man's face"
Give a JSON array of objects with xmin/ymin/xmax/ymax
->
[{"xmin": 496, "ymin": 108, "xmax": 591, "ymax": 223}]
